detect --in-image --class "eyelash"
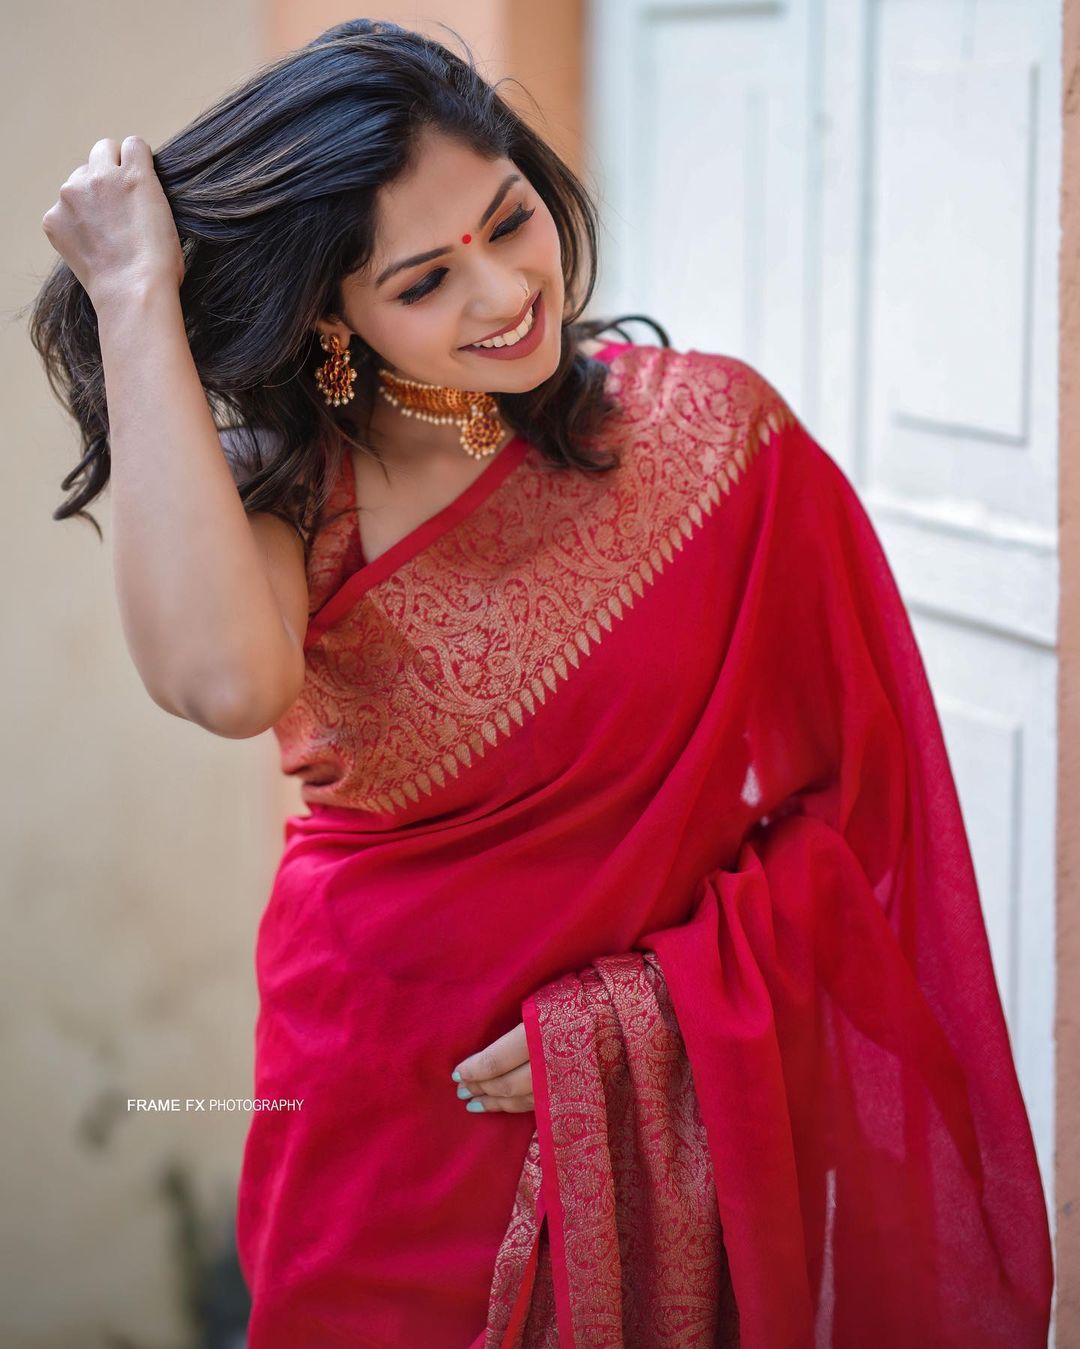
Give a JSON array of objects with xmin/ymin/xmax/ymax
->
[{"xmin": 398, "ymin": 204, "xmax": 536, "ymax": 305}]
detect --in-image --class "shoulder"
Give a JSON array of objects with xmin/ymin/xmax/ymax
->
[
  {"xmin": 598, "ymin": 343, "xmax": 802, "ymax": 464},
  {"xmin": 607, "ymin": 343, "xmax": 795, "ymax": 419}
]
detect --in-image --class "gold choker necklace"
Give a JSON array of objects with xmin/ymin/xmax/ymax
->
[{"xmin": 375, "ymin": 368, "xmax": 508, "ymax": 461}]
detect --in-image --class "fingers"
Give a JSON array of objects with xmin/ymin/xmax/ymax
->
[
  {"xmin": 120, "ymin": 135, "xmax": 152, "ymax": 171},
  {"xmin": 40, "ymin": 131, "xmax": 182, "ymax": 300},
  {"xmin": 453, "ymin": 1020, "xmax": 529, "ymax": 1086},
  {"xmin": 87, "ymin": 137, "xmax": 123, "ymax": 171},
  {"xmin": 465, "ymin": 1091, "xmax": 534, "ymax": 1114},
  {"xmin": 453, "ymin": 1019, "xmax": 534, "ymax": 1113},
  {"xmin": 463, "ymin": 1059, "xmax": 533, "ymax": 1102}
]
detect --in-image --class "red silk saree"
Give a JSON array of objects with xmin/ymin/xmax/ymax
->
[{"xmin": 236, "ymin": 341, "xmax": 1053, "ymax": 1347}]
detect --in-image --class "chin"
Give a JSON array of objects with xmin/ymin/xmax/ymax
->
[{"xmin": 497, "ymin": 346, "xmax": 561, "ymax": 392}]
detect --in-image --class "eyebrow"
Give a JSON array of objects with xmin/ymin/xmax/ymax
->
[{"xmin": 375, "ymin": 172, "xmax": 523, "ymax": 288}]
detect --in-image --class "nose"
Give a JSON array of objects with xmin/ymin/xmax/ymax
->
[{"xmin": 467, "ymin": 285, "xmax": 533, "ymax": 344}]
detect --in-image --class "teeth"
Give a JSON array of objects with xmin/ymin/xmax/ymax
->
[{"xmin": 470, "ymin": 297, "xmax": 536, "ymax": 348}]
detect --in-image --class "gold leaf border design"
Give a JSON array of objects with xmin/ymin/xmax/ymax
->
[{"xmin": 275, "ymin": 349, "xmax": 799, "ymax": 815}]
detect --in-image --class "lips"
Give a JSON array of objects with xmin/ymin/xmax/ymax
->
[
  {"xmin": 462, "ymin": 291, "xmax": 546, "ymax": 362},
  {"xmin": 461, "ymin": 290, "xmax": 540, "ymax": 347}
]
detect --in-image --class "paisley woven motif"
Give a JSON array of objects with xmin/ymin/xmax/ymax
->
[
  {"xmin": 271, "ymin": 346, "xmax": 799, "ymax": 814},
  {"xmin": 483, "ymin": 950, "xmax": 739, "ymax": 1347}
]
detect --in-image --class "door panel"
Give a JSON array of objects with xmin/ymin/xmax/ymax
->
[{"xmin": 587, "ymin": 0, "xmax": 1061, "ymax": 1276}]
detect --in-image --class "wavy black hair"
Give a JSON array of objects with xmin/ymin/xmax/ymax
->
[{"xmin": 27, "ymin": 17, "xmax": 669, "ymax": 560}]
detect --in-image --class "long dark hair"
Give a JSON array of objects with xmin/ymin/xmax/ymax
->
[{"xmin": 27, "ymin": 18, "xmax": 669, "ymax": 561}]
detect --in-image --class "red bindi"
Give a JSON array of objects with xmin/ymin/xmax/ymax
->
[{"xmin": 461, "ymin": 233, "xmax": 472, "ymax": 244}]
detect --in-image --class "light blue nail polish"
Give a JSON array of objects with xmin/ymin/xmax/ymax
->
[
  {"xmin": 465, "ymin": 1098, "xmax": 485, "ymax": 1112},
  {"xmin": 456, "ymin": 1084, "xmax": 473, "ymax": 1100},
  {"xmin": 451, "ymin": 1069, "xmax": 462, "ymax": 1082}
]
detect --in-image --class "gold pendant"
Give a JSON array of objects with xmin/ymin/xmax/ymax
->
[{"xmin": 460, "ymin": 398, "xmax": 505, "ymax": 459}]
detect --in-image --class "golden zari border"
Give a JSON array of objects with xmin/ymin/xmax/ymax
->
[{"xmin": 277, "ymin": 350, "xmax": 798, "ymax": 815}]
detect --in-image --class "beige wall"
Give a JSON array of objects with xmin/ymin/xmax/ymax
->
[
  {"xmin": 3, "ymin": 3, "xmax": 276, "ymax": 1345},
  {"xmin": 1, "ymin": 3, "xmax": 584, "ymax": 1345},
  {"xmin": 266, "ymin": 0, "xmax": 588, "ymax": 175},
  {"xmin": 1059, "ymin": 0, "xmax": 1079, "ymax": 1339}
]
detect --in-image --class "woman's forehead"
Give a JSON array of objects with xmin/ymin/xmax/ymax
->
[
  {"xmin": 365, "ymin": 148, "xmax": 521, "ymax": 281},
  {"xmin": 379, "ymin": 134, "xmax": 514, "ymax": 216}
]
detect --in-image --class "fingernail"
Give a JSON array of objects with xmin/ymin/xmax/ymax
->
[
  {"xmin": 465, "ymin": 1099, "xmax": 485, "ymax": 1112},
  {"xmin": 451, "ymin": 1069, "xmax": 462, "ymax": 1082},
  {"xmin": 456, "ymin": 1084, "xmax": 473, "ymax": 1100}
]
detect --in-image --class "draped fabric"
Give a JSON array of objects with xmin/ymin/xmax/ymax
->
[
  {"xmin": 484, "ymin": 950, "xmax": 740, "ymax": 1347},
  {"xmin": 236, "ymin": 341, "xmax": 1053, "ymax": 1348}
]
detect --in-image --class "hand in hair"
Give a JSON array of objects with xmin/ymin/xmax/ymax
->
[{"xmin": 41, "ymin": 135, "xmax": 184, "ymax": 308}]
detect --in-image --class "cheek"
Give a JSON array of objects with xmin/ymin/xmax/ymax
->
[{"xmin": 537, "ymin": 212, "xmax": 562, "ymax": 264}]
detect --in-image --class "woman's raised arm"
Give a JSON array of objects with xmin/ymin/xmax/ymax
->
[
  {"xmin": 41, "ymin": 136, "xmax": 307, "ymax": 737},
  {"xmin": 97, "ymin": 278, "xmax": 308, "ymax": 737}
]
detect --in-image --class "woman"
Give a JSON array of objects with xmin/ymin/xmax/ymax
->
[{"xmin": 32, "ymin": 18, "xmax": 1053, "ymax": 1349}]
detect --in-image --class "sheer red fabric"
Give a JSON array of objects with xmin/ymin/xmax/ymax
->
[{"xmin": 236, "ymin": 342, "xmax": 1053, "ymax": 1347}]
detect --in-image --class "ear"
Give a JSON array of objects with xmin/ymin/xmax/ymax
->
[{"xmin": 314, "ymin": 318, "xmax": 353, "ymax": 349}]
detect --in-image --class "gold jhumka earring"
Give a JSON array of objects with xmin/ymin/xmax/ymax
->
[{"xmin": 313, "ymin": 333, "xmax": 358, "ymax": 407}]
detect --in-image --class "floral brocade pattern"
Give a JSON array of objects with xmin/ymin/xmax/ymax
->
[
  {"xmin": 271, "ymin": 346, "xmax": 799, "ymax": 814},
  {"xmin": 484, "ymin": 951, "xmax": 740, "ymax": 1347},
  {"xmin": 482, "ymin": 1133, "xmax": 560, "ymax": 1348}
]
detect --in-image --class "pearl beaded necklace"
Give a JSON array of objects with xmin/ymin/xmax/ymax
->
[{"xmin": 375, "ymin": 368, "xmax": 508, "ymax": 461}]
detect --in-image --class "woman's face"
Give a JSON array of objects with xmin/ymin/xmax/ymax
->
[{"xmin": 321, "ymin": 130, "xmax": 565, "ymax": 393}]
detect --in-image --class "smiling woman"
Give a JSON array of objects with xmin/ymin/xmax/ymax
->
[
  {"xmin": 31, "ymin": 19, "xmax": 643, "ymax": 565},
  {"xmin": 318, "ymin": 128, "xmax": 570, "ymax": 478},
  {"xmin": 28, "ymin": 13, "xmax": 1053, "ymax": 1349},
  {"xmin": 323, "ymin": 134, "xmax": 564, "ymax": 409}
]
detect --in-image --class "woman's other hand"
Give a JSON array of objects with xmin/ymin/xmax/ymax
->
[
  {"xmin": 41, "ymin": 136, "xmax": 185, "ymax": 308},
  {"xmin": 452, "ymin": 1020, "xmax": 534, "ymax": 1113}
]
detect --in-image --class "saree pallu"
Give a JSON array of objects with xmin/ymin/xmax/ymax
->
[
  {"xmin": 484, "ymin": 949, "xmax": 740, "ymax": 1347},
  {"xmin": 236, "ymin": 342, "xmax": 1054, "ymax": 1347}
]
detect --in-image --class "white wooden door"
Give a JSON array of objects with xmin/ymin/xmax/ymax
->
[{"xmin": 587, "ymin": 0, "xmax": 1061, "ymax": 1297}]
